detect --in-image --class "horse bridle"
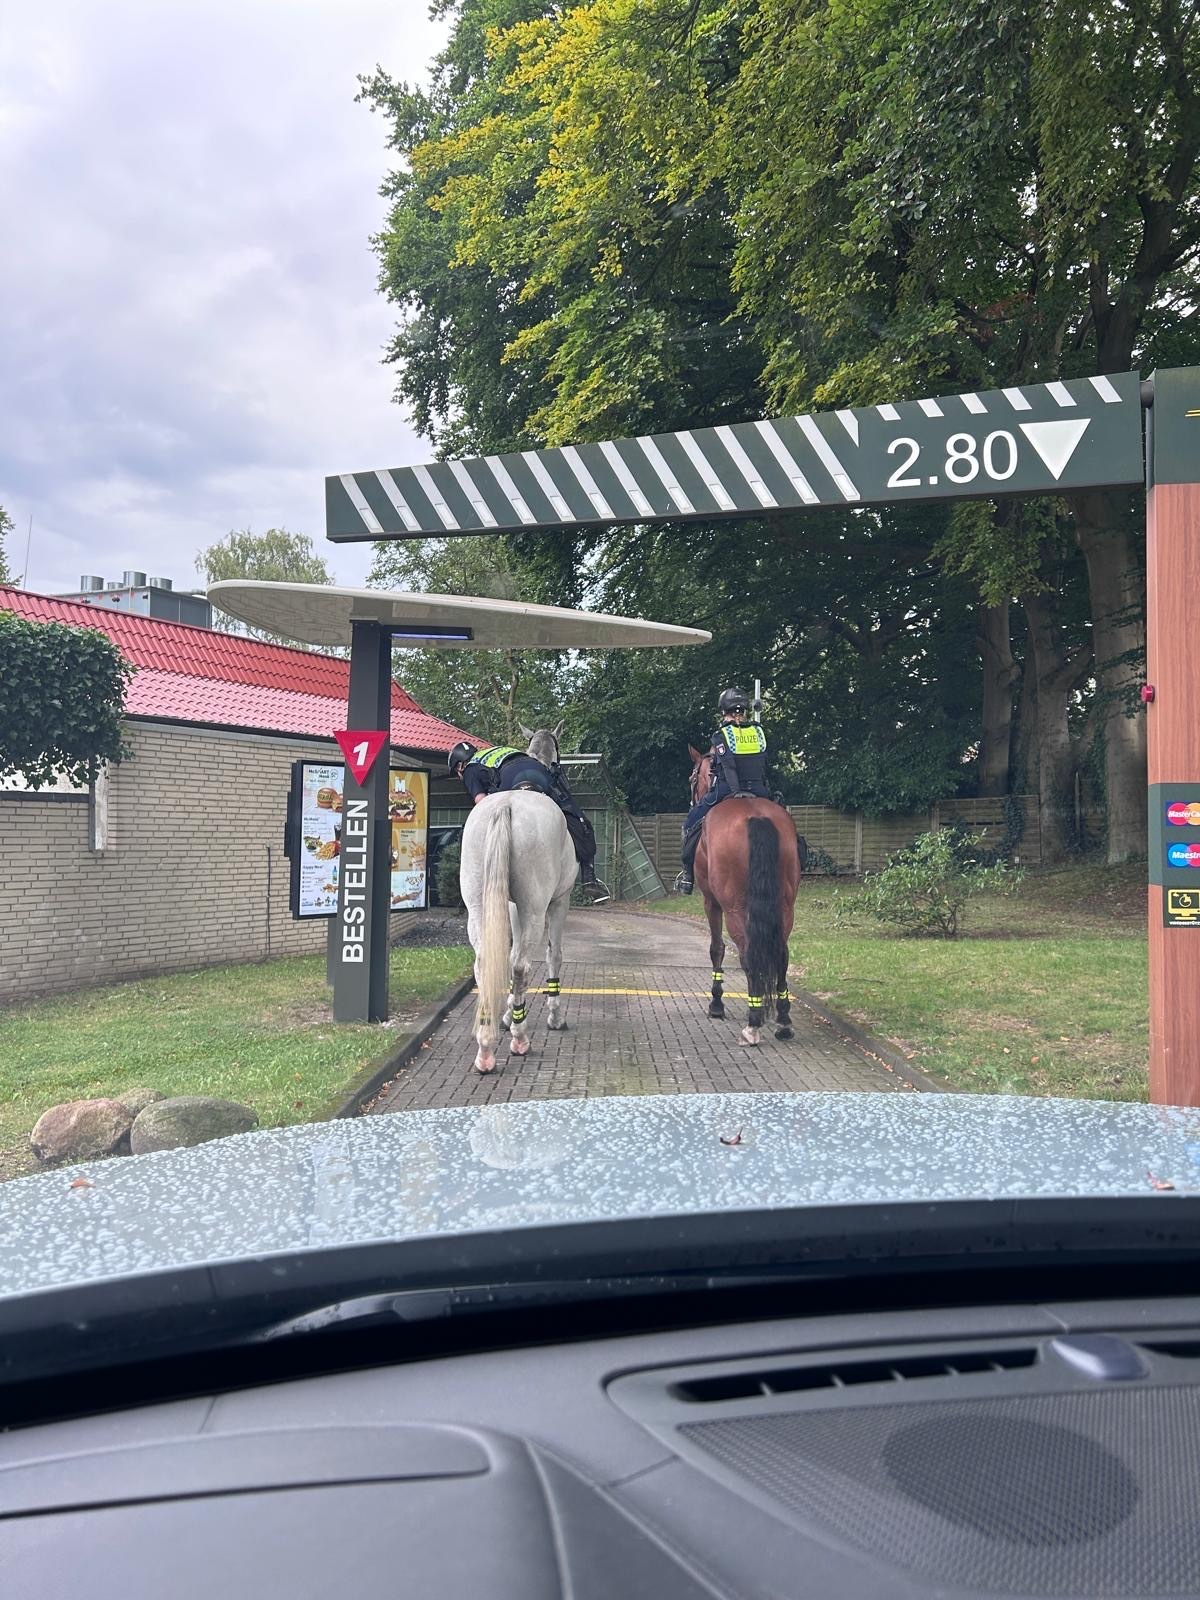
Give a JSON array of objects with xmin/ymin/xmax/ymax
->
[{"xmin": 689, "ymin": 754, "xmax": 710, "ymax": 807}]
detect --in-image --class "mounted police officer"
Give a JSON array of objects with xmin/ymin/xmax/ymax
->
[
  {"xmin": 674, "ymin": 687, "xmax": 772, "ymax": 895},
  {"xmin": 448, "ymin": 739, "xmax": 610, "ymax": 903}
]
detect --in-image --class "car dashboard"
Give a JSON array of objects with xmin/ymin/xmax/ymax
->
[{"xmin": 5, "ymin": 1290, "xmax": 1200, "ymax": 1599}]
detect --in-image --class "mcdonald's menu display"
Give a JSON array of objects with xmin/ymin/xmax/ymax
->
[{"xmin": 288, "ymin": 761, "xmax": 430, "ymax": 918}]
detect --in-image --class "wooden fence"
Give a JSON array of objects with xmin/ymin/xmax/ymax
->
[{"xmin": 631, "ymin": 795, "xmax": 1045, "ymax": 881}]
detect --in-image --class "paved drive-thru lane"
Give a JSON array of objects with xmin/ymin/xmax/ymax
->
[{"xmin": 366, "ymin": 908, "xmax": 921, "ymax": 1114}]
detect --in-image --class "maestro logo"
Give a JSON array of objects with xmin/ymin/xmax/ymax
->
[{"xmin": 1167, "ymin": 842, "xmax": 1200, "ymax": 869}]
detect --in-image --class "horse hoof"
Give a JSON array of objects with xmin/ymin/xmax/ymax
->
[
  {"xmin": 509, "ymin": 1037, "xmax": 531, "ymax": 1057},
  {"xmin": 708, "ymin": 1004, "xmax": 726, "ymax": 1020},
  {"xmin": 740, "ymin": 1027, "xmax": 762, "ymax": 1047},
  {"xmin": 474, "ymin": 1054, "xmax": 496, "ymax": 1074},
  {"xmin": 547, "ymin": 1019, "xmax": 567, "ymax": 1031},
  {"xmin": 775, "ymin": 1026, "xmax": 794, "ymax": 1041}
]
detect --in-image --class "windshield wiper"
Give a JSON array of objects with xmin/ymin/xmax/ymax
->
[{"xmin": 253, "ymin": 1270, "xmax": 785, "ymax": 1342}]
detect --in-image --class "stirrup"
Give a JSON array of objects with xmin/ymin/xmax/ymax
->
[
  {"xmin": 581, "ymin": 876, "xmax": 610, "ymax": 904},
  {"xmin": 673, "ymin": 870, "xmax": 694, "ymax": 895}
]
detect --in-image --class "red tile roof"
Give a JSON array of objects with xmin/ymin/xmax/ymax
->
[{"xmin": 0, "ymin": 586, "xmax": 476, "ymax": 754}]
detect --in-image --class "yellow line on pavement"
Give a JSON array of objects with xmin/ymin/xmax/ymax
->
[{"xmin": 555, "ymin": 986, "xmax": 751, "ymax": 999}]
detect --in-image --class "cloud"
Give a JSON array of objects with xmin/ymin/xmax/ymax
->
[{"xmin": 0, "ymin": 0, "xmax": 448, "ymax": 594}]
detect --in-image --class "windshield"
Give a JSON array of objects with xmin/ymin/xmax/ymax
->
[{"xmin": 1, "ymin": 0, "xmax": 1196, "ymax": 1314}]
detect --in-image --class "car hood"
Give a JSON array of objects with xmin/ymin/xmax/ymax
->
[{"xmin": 2, "ymin": 1091, "xmax": 1198, "ymax": 1300}]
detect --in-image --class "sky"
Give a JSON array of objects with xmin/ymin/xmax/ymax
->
[{"xmin": 0, "ymin": 0, "xmax": 449, "ymax": 596}]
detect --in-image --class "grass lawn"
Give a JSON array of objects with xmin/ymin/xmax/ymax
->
[
  {"xmin": 655, "ymin": 861, "xmax": 1148, "ymax": 1100},
  {"xmin": 0, "ymin": 941, "xmax": 471, "ymax": 1175}
]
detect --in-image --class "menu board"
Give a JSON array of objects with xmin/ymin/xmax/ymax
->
[
  {"xmin": 387, "ymin": 767, "xmax": 429, "ymax": 911},
  {"xmin": 289, "ymin": 762, "xmax": 430, "ymax": 918}
]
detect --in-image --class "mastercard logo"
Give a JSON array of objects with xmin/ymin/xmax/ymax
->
[{"xmin": 1166, "ymin": 801, "xmax": 1200, "ymax": 826}]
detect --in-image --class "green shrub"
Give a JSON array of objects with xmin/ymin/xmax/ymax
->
[
  {"xmin": 853, "ymin": 828, "xmax": 1021, "ymax": 938},
  {"xmin": 436, "ymin": 839, "xmax": 464, "ymax": 910},
  {"xmin": 802, "ymin": 843, "xmax": 841, "ymax": 876}
]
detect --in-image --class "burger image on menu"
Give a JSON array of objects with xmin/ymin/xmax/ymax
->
[
  {"xmin": 389, "ymin": 789, "xmax": 418, "ymax": 823},
  {"xmin": 316, "ymin": 786, "xmax": 343, "ymax": 812}
]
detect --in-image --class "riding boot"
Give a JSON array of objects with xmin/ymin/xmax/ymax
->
[
  {"xmin": 579, "ymin": 861, "xmax": 610, "ymax": 904},
  {"xmin": 674, "ymin": 823, "xmax": 702, "ymax": 895}
]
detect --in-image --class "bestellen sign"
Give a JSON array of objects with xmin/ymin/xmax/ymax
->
[{"xmin": 338, "ymin": 798, "xmax": 370, "ymax": 962}]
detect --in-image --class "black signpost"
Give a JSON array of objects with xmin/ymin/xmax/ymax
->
[{"xmin": 332, "ymin": 621, "xmax": 392, "ymax": 1023}]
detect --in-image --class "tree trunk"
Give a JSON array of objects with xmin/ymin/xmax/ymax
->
[
  {"xmin": 1012, "ymin": 633, "xmax": 1037, "ymax": 798},
  {"xmin": 1021, "ymin": 591, "xmax": 1087, "ymax": 864},
  {"xmin": 1069, "ymin": 491, "xmax": 1147, "ymax": 864},
  {"xmin": 977, "ymin": 600, "xmax": 1017, "ymax": 796}
]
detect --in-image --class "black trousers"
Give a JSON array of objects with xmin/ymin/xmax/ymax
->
[{"xmin": 499, "ymin": 761, "xmax": 596, "ymax": 869}]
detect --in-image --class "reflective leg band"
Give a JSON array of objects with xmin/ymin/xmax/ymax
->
[
  {"xmin": 777, "ymin": 987, "xmax": 790, "ymax": 1002},
  {"xmin": 747, "ymin": 995, "xmax": 763, "ymax": 1007},
  {"xmin": 511, "ymin": 1005, "xmax": 527, "ymax": 1024},
  {"xmin": 545, "ymin": 980, "xmax": 560, "ymax": 995},
  {"xmin": 712, "ymin": 971, "xmax": 723, "ymax": 984}
]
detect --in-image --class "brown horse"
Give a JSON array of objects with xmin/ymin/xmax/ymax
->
[{"xmin": 687, "ymin": 747, "xmax": 804, "ymax": 1045}]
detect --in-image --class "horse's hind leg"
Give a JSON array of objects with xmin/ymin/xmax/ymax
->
[
  {"xmin": 468, "ymin": 904, "xmax": 499, "ymax": 1073},
  {"xmin": 774, "ymin": 944, "xmax": 794, "ymax": 1040},
  {"xmin": 543, "ymin": 890, "xmax": 570, "ymax": 1030},
  {"xmin": 502, "ymin": 901, "xmax": 519, "ymax": 1031},
  {"xmin": 704, "ymin": 895, "xmax": 726, "ymax": 1019},
  {"xmin": 507, "ymin": 906, "xmax": 539, "ymax": 1058}
]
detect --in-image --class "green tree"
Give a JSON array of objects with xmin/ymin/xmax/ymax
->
[
  {"xmin": 359, "ymin": 0, "xmax": 760, "ymax": 452},
  {"xmin": 196, "ymin": 528, "xmax": 333, "ymax": 641},
  {"xmin": 364, "ymin": 0, "xmax": 978, "ymax": 811},
  {"xmin": 0, "ymin": 611, "xmax": 132, "ymax": 787},
  {"xmin": 364, "ymin": 0, "xmax": 1198, "ymax": 843},
  {"xmin": 0, "ymin": 506, "xmax": 12, "ymax": 585},
  {"xmin": 719, "ymin": 0, "xmax": 1198, "ymax": 857},
  {"xmin": 370, "ymin": 534, "xmax": 579, "ymax": 744},
  {"xmin": 568, "ymin": 503, "xmax": 981, "ymax": 814}
]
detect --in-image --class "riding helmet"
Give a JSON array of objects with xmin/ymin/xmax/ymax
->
[
  {"xmin": 447, "ymin": 740, "xmax": 475, "ymax": 773},
  {"xmin": 717, "ymin": 687, "xmax": 751, "ymax": 714}
]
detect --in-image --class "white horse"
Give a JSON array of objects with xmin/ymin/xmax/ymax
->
[{"xmin": 460, "ymin": 769, "xmax": 576, "ymax": 1074}]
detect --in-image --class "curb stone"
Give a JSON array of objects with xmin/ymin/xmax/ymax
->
[{"xmin": 331, "ymin": 971, "xmax": 476, "ymax": 1119}]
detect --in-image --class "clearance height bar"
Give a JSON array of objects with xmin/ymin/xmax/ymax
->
[{"xmin": 327, "ymin": 372, "xmax": 1145, "ymax": 541}]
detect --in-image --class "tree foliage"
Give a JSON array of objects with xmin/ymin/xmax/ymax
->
[
  {"xmin": 0, "ymin": 506, "xmax": 12, "ymax": 585},
  {"xmin": 370, "ymin": 533, "xmax": 578, "ymax": 744},
  {"xmin": 559, "ymin": 502, "xmax": 981, "ymax": 813},
  {"xmin": 361, "ymin": 0, "xmax": 1199, "ymax": 830},
  {"xmin": 197, "ymin": 528, "xmax": 333, "ymax": 641},
  {"xmin": 0, "ymin": 611, "xmax": 133, "ymax": 788}
]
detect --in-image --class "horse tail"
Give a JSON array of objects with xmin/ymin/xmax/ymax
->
[
  {"xmin": 475, "ymin": 802, "xmax": 512, "ymax": 1036},
  {"xmin": 744, "ymin": 815, "xmax": 782, "ymax": 1022}
]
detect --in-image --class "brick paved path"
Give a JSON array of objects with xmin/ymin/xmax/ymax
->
[{"xmin": 366, "ymin": 909, "xmax": 909, "ymax": 1113}]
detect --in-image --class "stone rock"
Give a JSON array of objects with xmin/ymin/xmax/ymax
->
[
  {"xmin": 31, "ymin": 1099, "xmax": 134, "ymax": 1164},
  {"xmin": 129, "ymin": 1097, "xmax": 258, "ymax": 1156},
  {"xmin": 116, "ymin": 1087, "xmax": 166, "ymax": 1118}
]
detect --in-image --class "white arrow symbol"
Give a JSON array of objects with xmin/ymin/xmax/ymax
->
[{"xmin": 1019, "ymin": 417, "xmax": 1091, "ymax": 479}]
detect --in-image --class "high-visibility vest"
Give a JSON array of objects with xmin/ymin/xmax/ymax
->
[
  {"xmin": 712, "ymin": 722, "xmax": 768, "ymax": 791},
  {"xmin": 471, "ymin": 745, "xmax": 522, "ymax": 770},
  {"xmin": 717, "ymin": 724, "xmax": 767, "ymax": 757}
]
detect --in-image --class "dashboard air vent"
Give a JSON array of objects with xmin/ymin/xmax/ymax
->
[{"xmin": 671, "ymin": 1347, "xmax": 1037, "ymax": 1404}]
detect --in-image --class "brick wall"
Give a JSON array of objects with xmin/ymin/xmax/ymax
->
[{"xmin": 0, "ymin": 721, "xmax": 460, "ymax": 1004}]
